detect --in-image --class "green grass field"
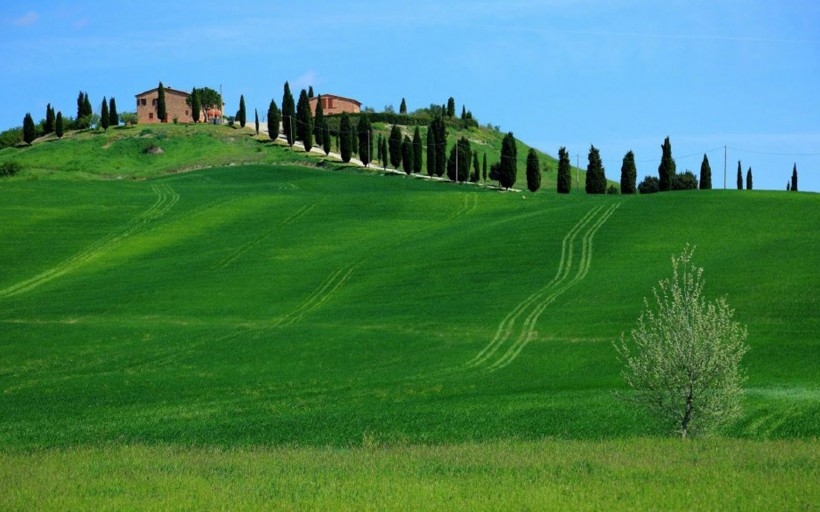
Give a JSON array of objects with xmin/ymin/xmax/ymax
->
[{"xmin": 0, "ymin": 126, "xmax": 817, "ymax": 508}]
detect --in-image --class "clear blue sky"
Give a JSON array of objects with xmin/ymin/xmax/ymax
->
[{"xmin": 2, "ymin": 1, "xmax": 818, "ymax": 191}]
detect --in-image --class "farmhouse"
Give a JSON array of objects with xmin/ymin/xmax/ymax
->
[
  {"xmin": 135, "ymin": 86, "xmax": 204, "ymax": 124},
  {"xmin": 309, "ymin": 94, "xmax": 362, "ymax": 116}
]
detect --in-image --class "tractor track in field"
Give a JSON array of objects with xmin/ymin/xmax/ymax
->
[
  {"xmin": 0, "ymin": 184, "xmax": 179, "ymax": 299},
  {"xmin": 214, "ymin": 203, "xmax": 316, "ymax": 270},
  {"xmin": 274, "ymin": 260, "xmax": 365, "ymax": 327},
  {"xmin": 467, "ymin": 202, "xmax": 620, "ymax": 371}
]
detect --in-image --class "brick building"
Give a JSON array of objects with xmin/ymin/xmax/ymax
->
[
  {"xmin": 135, "ymin": 86, "xmax": 203, "ymax": 124},
  {"xmin": 309, "ymin": 94, "xmax": 361, "ymax": 116}
]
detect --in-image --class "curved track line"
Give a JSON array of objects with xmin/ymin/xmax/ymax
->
[
  {"xmin": 0, "ymin": 184, "xmax": 179, "ymax": 299},
  {"xmin": 215, "ymin": 203, "xmax": 315, "ymax": 270},
  {"xmin": 465, "ymin": 204, "xmax": 605, "ymax": 368},
  {"xmin": 275, "ymin": 260, "xmax": 363, "ymax": 327},
  {"xmin": 488, "ymin": 203, "xmax": 620, "ymax": 370}
]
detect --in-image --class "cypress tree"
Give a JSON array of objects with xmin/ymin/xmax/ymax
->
[
  {"xmin": 308, "ymin": 85, "xmax": 314, "ymax": 98},
  {"xmin": 585, "ymin": 144, "xmax": 606, "ymax": 194},
  {"xmin": 557, "ymin": 146, "xmax": 572, "ymax": 194},
  {"xmin": 482, "ymin": 153, "xmax": 488, "ymax": 182},
  {"xmin": 109, "ymin": 97, "xmax": 118, "ymax": 127},
  {"xmin": 267, "ymin": 99, "xmax": 281, "ymax": 141},
  {"xmin": 282, "ymin": 81, "xmax": 295, "ymax": 146},
  {"xmin": 55, "ymin": 111, "xmax": 64, "ymax": 139},
  {"xmin": 499, "ymin": 132, "xmax": 517, "ymax": 189},
  {"xmin": 339, "ymin": 113, "xmax": 352, "ymax": 163},
  {"xmin": 357, "ymin": 115, "xmax": 372, "ymax": 166},
  {"xmin": 401, "ymin": 135, "xmax": 413, "ymax": 175},
  {"xmin": 314, "ymin": 95, "xmax": 324, "ymax": 146},
  {"xmin": 157, "ymin": 82, "xmax": 167, "ymax": 123},
  {"xmin": 526, "ymin": 148, "xmax": 541, "ymax": 192},
  {"xmin": 791, "ymin": 164, "xmax": 798, "ymax": 192},
  {"xmin": 76, "ymin": 91, "xmax": 85, "ymax": 124},
  {"xmin": 381, "ymin": 136, "xmax": 388, "ymax": 170},
  {"xmin": 296, "ymin": 89, "xmax": 312, "ymax": 151},
  {"xmin": 322, "ymin": 120, "xmax": 331, "ymax": 156},
  {"xmin": 434, "ymin": 115, "xmax": 447, "ymax": 177},
  {"xmin": 471, "ymin": 151, "xmax": 480, "ymax": 182},
  {"xmin": 400, "ymin": 98, "xmax": 407, "ymax": 114},
  {"xmin": 100, "ymin": 96, "xmax": 109, "ymax": 130},
  {"xmin": 83, "ymin": 92, "xmax": 92, "ymax": 119},
  {"xmin": 447, "ymin": 137, "xmax": 471, "ymax": 182},
  {"xmin": 44, "ymin": 103, "xmax": 55, "ymax": 134},
  {"xmin": 736, "ymin": 161, "xmax": 743, "ymax": 190},
  {"xmin": 238, "ymin": 94, "xmax": 247, "ymax": 128},
  {"xmin": 447, "ymin": 97, "xmax": 455, "ymax": 118},
  {"xmin": 699, "ymin": 154, "xmax": 712, "ymax": 190},
  {"xmin": 621, "ymin": 150, "xmax": 637, "ymax": 194},
  {"xmin": 254, "ymin": 108, "xmax": 259, "ymax": 135},
  {"xmin": 389, "ymin": 125, "xmax": 402, "ymax": 169},
  {"xmin": 23, "ymin": 113, "xmax": 36, "ymax": 145},
  {"xmin": 426, "ymin": 124, "xmax": 436, "ymax": 176},
  {"xmin": 191, "ymin": 88, "xmax": 201, "ymax": 123},
  {"xmin": 350, "ymin": 120, "xmax": 358, "ymax": 155},
  {"xmin": 746, "ymin": 167, "xmax": 753, "ymax": 190},
  {"xmin": 658, "ymin": 136, "xmax": 675, "ymax": 191},
  {"xmin": 412, "ymin": 126, "xmax": 423, "ymax": 174}
]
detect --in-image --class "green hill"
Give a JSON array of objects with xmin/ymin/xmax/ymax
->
[{"xmin": 0, "ymin": 125, "xmax": 817, "ymax": 508}]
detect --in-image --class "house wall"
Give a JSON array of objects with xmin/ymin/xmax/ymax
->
[
  {"xmin": 309, "ymin": 95, "xmax": 361, "ymax": 116},
  {"xmin": 136, "ymin": 88, "xmax": 199, "ymax": 124}
]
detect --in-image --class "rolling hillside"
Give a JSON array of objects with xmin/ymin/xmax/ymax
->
[{"xmin": 0, "ymin": 135, "xmax": 817, "ymax": 449}]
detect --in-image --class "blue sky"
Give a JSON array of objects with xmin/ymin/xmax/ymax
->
[{"xmin": 2, "ymin": 1, "xmax": 818, "ymax": 191}]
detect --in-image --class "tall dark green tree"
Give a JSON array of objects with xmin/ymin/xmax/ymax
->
[
  {"xmin": 322, "ymin": 120, "xmax": 331, "ymax": 156},
  {"xmin": 44, "ymin": 104, "xmax": 55, "ymax": 134},
  {"xmin": 526, "ymin": 148, "xmax": 541, "ymax": 192},
  {"xmin": 426, "ymin": 125, "xmax": 436, "ymax": 176},
  {"xmin": 267, "ymin": 99, "xmax": 281, "ymax": 141},
  {"xmin": 585, "ymin": 144, "xmax": 607, "ymax": 194},
  {"xmin": 339, "ymin": 112, "xmax": 352, "ymax": 163},
  {"xmin": 482, "ymin": 153, "xmax": 488, "ymax": 182},
  {"xmin": 434, "ymin": 115, "xmax": 447, "ymax": 177},
  {"xmin": 357, "ymin": 114, "xmax": 373, "ymax": 166},
  {"xmin": 658, "ymin": 136, "xmax": 676, "ymax": 191},
  {"xmin": 499, "ymin": 132, "xmax": 517, "ymax": 189},
  {"xmin": 380, "ymin": 135, "xmax": 388, "ymax": 170},
  {"xmin": 55, "ymin": 111, "xmax": 64, "ymax": 139},
  {"xmin": 412, "ymin": 126, "xmax": 423, "ymax": 174},
  {"xmin": 471, "ymin": 151, "xmax": 480, "ymax": 183},
  {"xmin": 350, "ymin": 121, "xmax": 358, "ymax": 155},
  {"xmin": 254, "ymin": 108, "xmax": 259, "ymax": 135},
  {"xmin": 447, "ymin": 137, "xmax": 471, "ymax": 182},
  {"xmin": 557, "ymin": 146, "xmax": 572, "ymax": 194},
  {"xmin": 388, "ymin": 124, "xmax": 403, "ymax": 169},
  {"xmin": 157, "ymin": 82, "xmax": 167, "ymax": 123},
  {"xmin": 791, "ymin": 164, "xmax": 798, "ymax": 192},
  {"xmin": 401, "ymin": 135, "xmax": 413, "ymax": 175},
  {"xmin": 76, "ymin": 91, "xmax": 85, "ymax": 123},
  {"xmin": 296, "ymin": 89, "xmax": 313, "ymax": 151},
  {"xmin": 400, "ymin": 98, "xmax": 407, "ymax": 114},
  {"xmin": 23, "ymin": 113, "xmax": 36, "ymax": 145},
  {"xmin": 736, "ymin": 161, "xmax": 743, "ymax": 190},
  {"xmin": 746, "ymin": 167, "xmax": 753, "ymax": 190},
  {"xmin": 314, "ymin": 95, "xmax": 325, "ymax": 146},
  {"xmin": 620, "ymin": 150, "xmax": 637, "ymax": 194},
  {"xmin": 308, "ymin": 85, "xmax": 314, "ymax": 98},
  {"xmin": 447, "ymin": 97, "xmax": 455, "ymax": 118},
  {"xmin": 100, "ymin": 97, "xmax": 109, "ymax": 130},
  {"xmin": 238, "ymin": 94, "xmax": 247, "ymax": 128},
  {"xmin": 282, "ymin": 81, "xmax": 295, "ymax": 146},
  {"xmin": 699, "ymin": 154, "xmax": 712, "ymax": 190},
  {"xmin": 108, "ymin": 97, "xmax": 118, "ymax": 127},
  {"xmin": 76, "ymin": 91, "xmax": 92, "ymax": 129},
  {"xmin": 190, "ymin": 88, "xmax": 200, "ymax": 123}
]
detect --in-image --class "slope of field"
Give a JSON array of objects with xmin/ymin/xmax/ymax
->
[{"xmin": 1, "ymin": 162, "xmax": 817, "ymax": 450}]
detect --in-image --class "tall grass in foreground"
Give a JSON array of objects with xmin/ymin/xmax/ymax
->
[{"xmin": 1, "ymin": 439, "xmax": 816, "ymax": 511}]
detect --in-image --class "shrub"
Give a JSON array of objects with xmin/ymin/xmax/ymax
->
[
  {"xmin": 0, "ymin": 161, "xmax": 22, "ymax": 177},
  {"xmin": 607, "ymin": 185, "xmax": 619, "ymax": 194},
  {"xmin": 672, "ymin": 171, "xmax": 698, "ymax": 191},
  {"xmin": 638, "ymin": 176, "xmax": 660, "ymax": 194}
]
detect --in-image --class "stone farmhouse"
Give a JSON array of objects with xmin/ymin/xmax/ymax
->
[
  {"xmin": 309, "ymin": 94, "xmax": 361, "ymax": 116},
  {"xmin": 135, "ymin": 86, "xmax": 206, "ymax": 124}
]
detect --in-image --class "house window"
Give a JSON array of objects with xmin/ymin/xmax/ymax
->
[
  {"xmin": 185, "ymin": 110, "xmax": 189, "ymax": 115},
  {"xmin": 149, "ymin": 112, "xmax": 154, "ymax": 119},
  {"xmin": 152, "ymin": 99, "xmax": 157, "ymax": 106}
]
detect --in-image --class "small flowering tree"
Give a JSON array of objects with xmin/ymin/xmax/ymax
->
[{"xmin": 616, "ymin": 246, "xmax": 748, "ymax": 438}]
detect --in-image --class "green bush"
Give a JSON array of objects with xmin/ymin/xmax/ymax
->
[{"xmin": 0, "ymin": 161, "xmax": 22, "ymax": 177}]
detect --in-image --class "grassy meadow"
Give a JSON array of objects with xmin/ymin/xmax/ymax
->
[{"xmin": 0, "ymin": 124, "xmax": 817, "ymax": 508}]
